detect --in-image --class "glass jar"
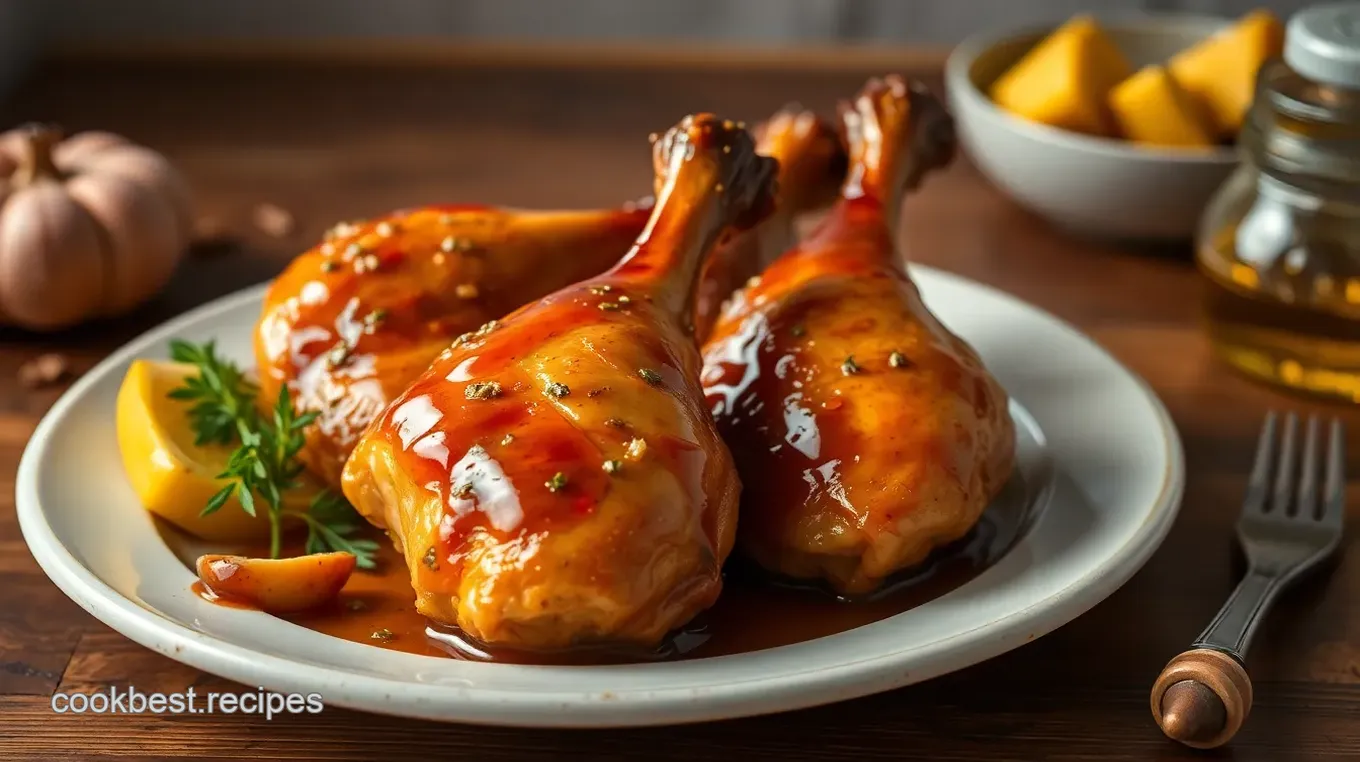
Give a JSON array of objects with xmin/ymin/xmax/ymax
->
[{"xmin": 1197, "ymin": 3, "xmax": 1360, "ymax": 402}]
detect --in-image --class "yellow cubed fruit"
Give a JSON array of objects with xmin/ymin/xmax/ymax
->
[
  {"xmin": 1168, "ymin": 9, "xmax": 1285, "ymax": 137},
  {"xmin": 990, "ymin": 15, "xmax": 1133, "ymax": 136},
  {"xmin": 1109, "ymin": 65, "xmax": 1216, "ymax": 148},
  {"xmin": 116, "ymin": 359, "xmax": 317, "ymax": 541}
]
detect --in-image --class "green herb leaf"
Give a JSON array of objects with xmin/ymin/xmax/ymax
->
[
  {"xmin": 168, "ymin": 338, "xmax": 258, "ymax": 446},
  {"xmin": 296, "ymin": 491, "xmax": 380, "ymax": 570},
  {"xmin": 169, "ymin": 339, "xmax": 378, "ymax": 570},
  {"xmin": 201, "ymin": 483, "xmax": 235, "ymax": 517},
  {"xmin": 237, "ymin": 482, "xmax": 257, "ymax": 517},
  {"xmin": 295, "ymin": 506, "xmax": 379, "ymax": 570}
]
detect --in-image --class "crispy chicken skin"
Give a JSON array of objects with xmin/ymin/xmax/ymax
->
[
  {"xmin": 255, "ymin": 205, "xmax": 648, "ymax": 487},
  {"xmin": 255, "ymin": 110, "xmax": 843, "ymax": 488},
  {"xmin": 701, "ymin": 76, "xmax": 1016, "ymax": 596},
  {"xmin": 342, "ymin": 115, "xmax": 777, "ymax": 651}
]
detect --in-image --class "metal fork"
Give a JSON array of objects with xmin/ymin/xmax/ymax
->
[{"xmin": 1150, "ymin": 412, "xmax": 1347, "ymax": 750}]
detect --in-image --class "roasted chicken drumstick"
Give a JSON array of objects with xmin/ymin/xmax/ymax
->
[
  {"xmin": 342, "ymin": 115, "xmax": 777, "ymax": 651},
  {"xmin": 255, "ymin": 205, "xmax": 648, "ymax": 487},
  {"xmin": 701, "ymin": 76, "xmax": 1016, "ymax": 596},
  {"xmin": 694, "ymin": 108, "xmax": 845, "ymax": 340},
  {"xmin": 256, "ymin": 110, "xmax": 843, "ymax": 488}
]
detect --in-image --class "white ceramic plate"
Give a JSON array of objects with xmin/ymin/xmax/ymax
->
[{"xmin": 17, "ymin": 266, "xmax": 1183, "ymax": 727}]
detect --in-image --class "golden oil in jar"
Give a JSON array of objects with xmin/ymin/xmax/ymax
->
[
  {"xmin": 1197, "ymin": 4, "xmax": 1360, "ymax": 402},
  {"xmin": 1200, "ymin": 198, "xmax": 1360, "ymax": 400}
]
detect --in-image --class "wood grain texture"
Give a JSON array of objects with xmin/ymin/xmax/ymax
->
[{"xmin": 0, "ymin": 60, "xmax": 1357, "ymax": 760}]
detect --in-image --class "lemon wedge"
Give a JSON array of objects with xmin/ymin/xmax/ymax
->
[{"xmin": 115, "ymin": 359, "xmax": 313, "ymax": 541}]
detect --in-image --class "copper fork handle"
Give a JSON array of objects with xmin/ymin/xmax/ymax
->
[
  {"xmin": 1150, "ymin": 648, "xmax": 1253, "ymax": 750},
  {"xmin": 1147, "ymin": 568, "xmax": 1274, "ymax": 750},
  {"xmin": 1149, "ymin": 568, "xmax": 1278, "ymax": 748},
  {"xmin": 1192, "ymin": 567, "xmax": 1283, "ymax": 656}
]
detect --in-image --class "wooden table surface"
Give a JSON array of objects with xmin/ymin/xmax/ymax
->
[{"xmin": 1, "ymin": 59, "xmax": 1357, "ymax": 761}]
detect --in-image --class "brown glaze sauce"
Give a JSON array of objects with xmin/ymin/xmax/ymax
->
[
  {"xmin": 188, "ymin": 580, "xmax": 254, "ymax": 610},
  {"xmin": 163, "ymin": 465, "xmax": 1038, "ymax": 664},
  {"xmin": 367, "ymin": 284, "xmax": 709, "ymax": 567},
  {"xmin": 253, "ymin": 203, "xmax": 653, "ymax": 487}
]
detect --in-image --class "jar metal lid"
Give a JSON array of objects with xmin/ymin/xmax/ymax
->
[{"xmin": 1285, "ymin": 2, "xmax": 1360, "ymax": 88}]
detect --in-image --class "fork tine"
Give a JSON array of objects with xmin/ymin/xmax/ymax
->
[
  {"xmin": 1297, "ymin": 415, "xmax": 1321, "ymax": 519},
  {"xmin": 1270, "ymin": 413, "xmax": 1299, "ymax": 514},
  {"xmin": 1244, "ymin": 411, "xmax": 1278, "ymax": 515},
  {"xmin": 1321, "ymin": 418, "xmax": 1347, "ymax": 527}
]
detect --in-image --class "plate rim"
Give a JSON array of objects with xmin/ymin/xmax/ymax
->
[{"xmin": 16, "ymin": 265, "xmax": 1185, "ymax": 727}]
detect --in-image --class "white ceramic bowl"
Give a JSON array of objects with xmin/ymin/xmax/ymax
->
[{"xmin": 946, "ymin": 16, "xmax": 1239, "ymax": 241}]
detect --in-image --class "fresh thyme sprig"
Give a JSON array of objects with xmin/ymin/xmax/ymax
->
[
  {"xmin": 167, "ymin": 339, "xmax": 256, "ymax": 446},
  {"xmin": 294, "ymin": 491, "xmax": 382, "ymax": 563},
  {"xmin": 168, "ymin": 340, "xmax": 377, "ymax": 569}
]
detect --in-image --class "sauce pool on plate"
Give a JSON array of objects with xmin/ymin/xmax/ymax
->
[{"xmin": 163, "ymin": 468, "xmax": 1040, "ymax": 664}]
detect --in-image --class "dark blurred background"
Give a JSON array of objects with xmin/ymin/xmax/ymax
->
[{"xmin": 0, "ymin": 0, "xmax": 1317, "ymax": 98}]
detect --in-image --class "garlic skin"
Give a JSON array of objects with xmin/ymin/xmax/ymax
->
[{"xmin": 0, "ymin": 124, "xmax": 192, "ymax": 331}]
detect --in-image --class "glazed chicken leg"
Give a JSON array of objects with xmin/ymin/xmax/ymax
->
[
  {"xmin": 694, "ymin": 108, "xmax": 845, "ymax": 340},
  {"xmin": 701, "ymin": 76, "xmax": 1016, "ymax": 596},
  {"xmin": 255, "ymin": 110, "xmax": 843, "ymax": 488},
  {"xmin": 342, "ymin": 115, "xmax": 777, "ymax": 651},
  {"xmin": 255, "ymin": 205, "xmax": 648, "ymax": 487}
]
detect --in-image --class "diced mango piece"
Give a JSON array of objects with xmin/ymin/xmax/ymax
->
[
  {"xmin": 990, "ymin": 15, "xmax": 1133, "ymax": 137},
  {"xmin": 1169, "ymin": 10, "xmax": 1284, "ymax": 137},
  {"xmin": 1109, "ymin": 65, "xmax": 1216, "ymax": 148}
]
